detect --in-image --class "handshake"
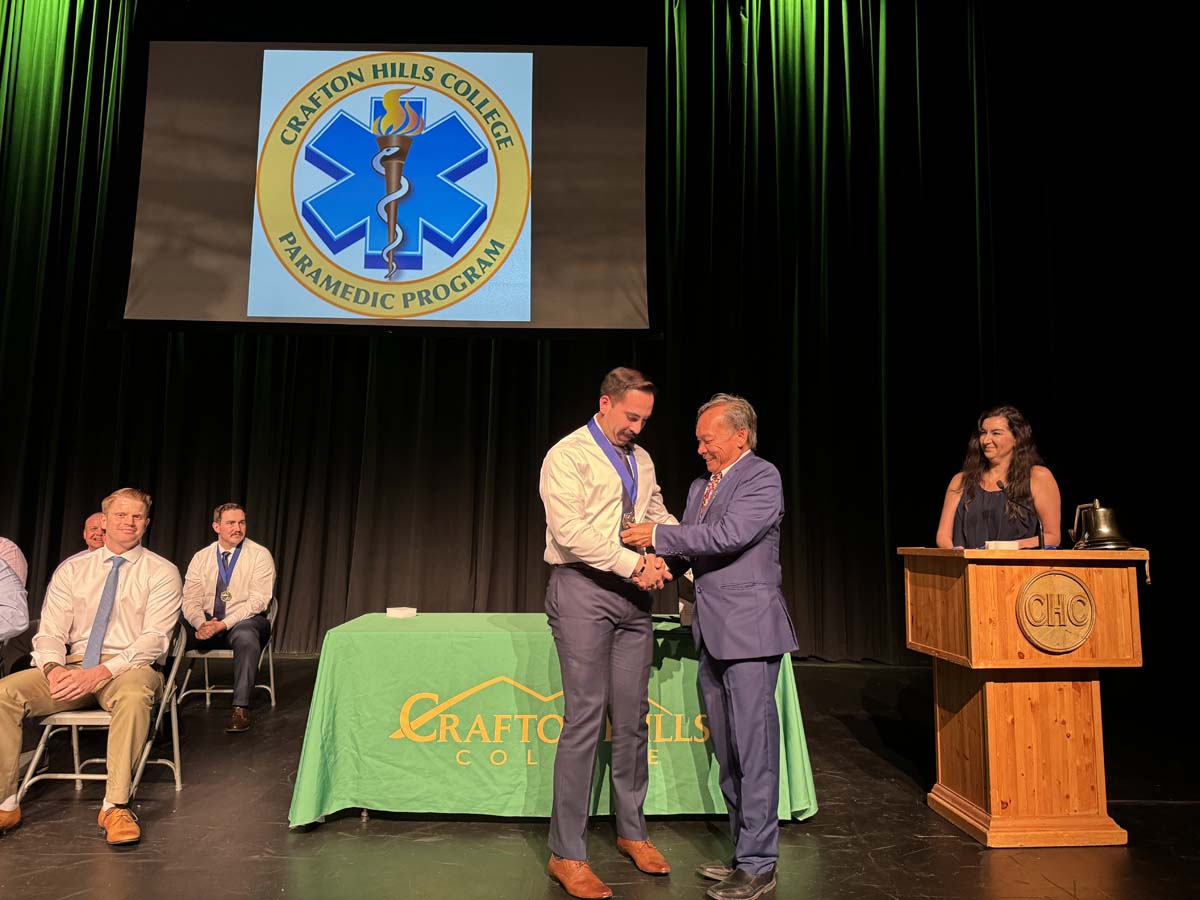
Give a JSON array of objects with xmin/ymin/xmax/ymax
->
[
  {"xmin": 630, "ymin": 553, "xmax": 672, "ymax": 591},
  {"xmin": 623, "ymin": 521, "xmax": 670, "ymax": 591}
]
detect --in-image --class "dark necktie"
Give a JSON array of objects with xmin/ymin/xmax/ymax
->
[
  {"xmin": 213, "ymin": 550, "xmax": 231, "ymax": 620},
  {"xmin": 620, "ymin": 449, "xmax": 635, "ymax": 518}
]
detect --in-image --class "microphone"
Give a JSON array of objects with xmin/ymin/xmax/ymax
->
[{"xmin": 996, "ymin": 480, "xmax": 1045, "ymax": 549}]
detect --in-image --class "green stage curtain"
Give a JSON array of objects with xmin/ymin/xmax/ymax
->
[{"xmin": 0, "ymin": 3, "xmax": 1168, "ymax": 663}]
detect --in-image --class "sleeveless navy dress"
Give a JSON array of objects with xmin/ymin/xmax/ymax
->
[{"xmin": 951, "ymin": 487, "xmax": 1037, "ymax": 548}]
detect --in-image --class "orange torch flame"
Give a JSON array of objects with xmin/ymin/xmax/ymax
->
[{"xmin": 372, "ymin": 87, "xmax": 426, "ymax": 137}]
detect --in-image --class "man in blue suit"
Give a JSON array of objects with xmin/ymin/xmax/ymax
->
[{"xmin": 622, "ymin": 394, "xmax": 798, "ymax": 900}]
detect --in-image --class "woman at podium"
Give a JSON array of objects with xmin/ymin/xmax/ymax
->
[{"xmin": 936, "ymin": 404, "xmax": 1061, "ymax": 549}]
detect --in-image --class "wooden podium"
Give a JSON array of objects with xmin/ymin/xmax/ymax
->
[{"xmin": 898, "ymin": 548, "xmax": 1148, "ymax": 847}]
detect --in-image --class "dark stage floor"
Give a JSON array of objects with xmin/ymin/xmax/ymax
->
[{"xmin": 1, "ymin": 659, "xmax": 1196, "ymax": 900}]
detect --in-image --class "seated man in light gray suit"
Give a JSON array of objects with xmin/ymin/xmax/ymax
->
[{"xmin": 622, "ymin": 393, "xmax": 798, "ymax": 900}]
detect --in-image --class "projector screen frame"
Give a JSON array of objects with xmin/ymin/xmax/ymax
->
[{"xmin": 117, "ymin": 38, "xmax": 664, "ymax": 336}]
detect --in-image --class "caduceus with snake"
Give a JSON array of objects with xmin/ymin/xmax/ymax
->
[{"xmin": 371, "ymin": 87, "xmax": 425, "ymax": 278}]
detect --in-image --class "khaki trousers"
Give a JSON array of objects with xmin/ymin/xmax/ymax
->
[{"xmin": 0, "ymin": 662, "xmax": 162, "ymax": 804}]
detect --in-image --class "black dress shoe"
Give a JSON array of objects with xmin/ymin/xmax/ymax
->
[
  {"xmin": 696, "ymin": 860, "xmax": 735, "ymax": 881},
  {"xmin": 705, "ymin": 865, "xmax": 776, "ymax": 900},
  {"xmin": 225, "ymin": 706, "xmax": 251, "ymax": 733}
]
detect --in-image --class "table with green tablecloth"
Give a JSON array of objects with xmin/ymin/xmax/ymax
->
[{"xmin": 288, "ymin": 613, "xmax": 818, "ymax": 827}]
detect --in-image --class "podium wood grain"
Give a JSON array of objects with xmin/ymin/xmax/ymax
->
[{"xmin": 900, "ymin": 548, "xmax": 1147, "ymax": 847}]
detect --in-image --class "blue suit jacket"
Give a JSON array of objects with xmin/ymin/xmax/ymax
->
[{"xmin": 653, "ymin": 452, "xmax": 798, "ymax": 661}]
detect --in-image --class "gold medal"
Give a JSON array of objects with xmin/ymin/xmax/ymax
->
[
  {"xmin": 220, "ymin": 590, "xmax": 232, "ymax": 603},
  {"xmin": 621, "ymin": 511, "xmax": 642, "ymax": 550}
]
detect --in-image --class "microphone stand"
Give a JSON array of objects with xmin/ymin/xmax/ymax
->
[{"xmin": 997, "ymin": 480, "xmax": 1044, "ymax": 549}]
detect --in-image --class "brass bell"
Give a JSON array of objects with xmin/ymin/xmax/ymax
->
[{"xmin": 1069, "ymin": 499, "xmax": 1130, "ymax": 550}]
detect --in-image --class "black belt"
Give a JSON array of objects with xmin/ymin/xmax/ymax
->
[
  {"xmin": 554, "ymin": 562, "xmax": 633, "ymax": 588},
  {"xmin": 555, "ymin": 562, "xmax": 608, "ymax": 575}
]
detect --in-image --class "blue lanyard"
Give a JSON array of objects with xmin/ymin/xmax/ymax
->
[
  {"xmin": 216, "ymin": 544, "xmax": 243, "ymax": 587},
  {"xmin": 586, "ymin": 417, "xmax": 638, "ymax": 507}
]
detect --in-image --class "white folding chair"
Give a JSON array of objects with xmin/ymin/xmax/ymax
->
[
  {"xmin": 17, "ymin": 622, "xmax": 187, "ymax": 801},
  {"xmin": 179, "ymin": 596, "xmax": 277, "ymax": 708}
]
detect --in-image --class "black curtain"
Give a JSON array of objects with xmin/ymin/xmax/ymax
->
[{"xmin": 0, "ymin": 2, "xmax": 1182, "ymax": 671}]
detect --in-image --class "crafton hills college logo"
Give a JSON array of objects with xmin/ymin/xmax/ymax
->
[
  {"xmin": 391, "ymin": 676, "xmax": 711, "ymax": 767},
  {"xmin": 256, "ymin": 52, "xmax": 530, "ymax": 318}
]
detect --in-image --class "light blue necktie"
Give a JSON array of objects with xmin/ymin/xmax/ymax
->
[{"xmin": 82, "ymin": 556, "xmax": 126, "ymax": 669}]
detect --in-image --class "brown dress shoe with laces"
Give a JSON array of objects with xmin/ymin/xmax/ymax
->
[
  {"xmin": 226, "ymin": 706, "xmax": 251, "ymax": 733},
  {"xmin": 97, "ymin": 806, "xmax": 141, "ymax": 845},
  {"xmin": 0, "ymin": 806, "xmax": 20, "ymax": 835},
  {"xmin": 616, "ymin": 837, "xmax": 671, "ymax": 874},
  {"xmin": 547, "ymin": 855, "xmax": 613, "ymax": 899}
]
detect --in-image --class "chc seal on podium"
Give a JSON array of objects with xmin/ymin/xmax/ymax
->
[{"xmin": 1016, "ymin": 570, "xmax": 1096, "ymax": 654}]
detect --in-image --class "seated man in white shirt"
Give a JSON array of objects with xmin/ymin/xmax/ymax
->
[
  {"xmin": 181, "ymin": 503, "xmax": 276, "ymax": 734},
  {"xmin": 0, "ymin": 488, "xmax": 182, "ymax": 844},
  {"xmin": 0, "ymin": 539, "xmax": 30, "ymax": 678},
  {"xmin": 0, "ymin": 544, "xmax": 29, "ymax": 646},
  {"xmin": 0, "ymin": 538, "xmax": 28, "ymax": 593},
  {"xmin": 0, "ymin": 549, "xmax": 28, "ymax": 648}
]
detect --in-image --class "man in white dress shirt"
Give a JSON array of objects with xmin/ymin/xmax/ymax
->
[
  {"xmin": 181, "ymin": 503, "xmax": 276, "ymax": 734},
  {"xmin": 0, "ymin": 539, "xmax": 30, "ymax": 678},
  {"xmin": 540, "ymin": 367, "xmax": 679, "ymax": 900},
  {"xmin": 0, "ymin": 540, "xmax": 29, "ymax": 646},
  {"xmin": 0, "ymin": 487, "xmax": 182, "ymax": 844}
]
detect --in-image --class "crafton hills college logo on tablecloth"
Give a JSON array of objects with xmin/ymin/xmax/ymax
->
[
  {"xmin": 389, "ymin": 676, "xmax": 711, "ymax": 768},
  {"xmin": 1016, "ymin": 570, "xmax": 1097, "ymax": 654},
  {"xmin": 256, "ymin": 52, "xmax": 530, "ymax": 318}
]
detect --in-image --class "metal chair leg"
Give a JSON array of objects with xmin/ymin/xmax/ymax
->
[
  {"xmin": 267, "ymin": 644, "xmax": 276, "ymax": 707},
  {"xmin": 179, "ymin": 659, "xmax": 194, "ymax": 705},
  {"xmin": 131, "ymin": 740, "xmax": 151, "ymax": 799},
  {"xmin": 17, "ymin": 726, "xmax": 54, "ymax": 802},
  {"xmin": 170, "ymin": 694, "xmax": 182, "ymax": 791},
  {"xmin": 203, "ymin": 658, "xmax": 212, "ymax": 707},
  {"xmin": 71, "ymin": 726, "xmax": 82, "ymax": 791}
]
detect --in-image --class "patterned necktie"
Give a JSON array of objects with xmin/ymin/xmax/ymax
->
[
  {"xmin": 699, "ymin": 471, "xmax": 723, "ymax": 520},
  {"xmin": 82, "ymin": 556, "xmax": 126, "ymax": 669},
  {"xmin": 214, "ymin": 550, "xmax": 232, "ymax": 620}
]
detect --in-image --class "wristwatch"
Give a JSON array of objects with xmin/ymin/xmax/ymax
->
[{"xmin": 42, "ymin": 662, "xmax": 63, "ymax": 677}]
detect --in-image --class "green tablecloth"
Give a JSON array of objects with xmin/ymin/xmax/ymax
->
[{"xmin": 289, "ymin": 613, "xmax": 818, "ymax": 827}]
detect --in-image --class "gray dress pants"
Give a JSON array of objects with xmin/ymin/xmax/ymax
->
[{"xmin": 545, "ymin": 564, "xmax": 654, "ymax": 860}]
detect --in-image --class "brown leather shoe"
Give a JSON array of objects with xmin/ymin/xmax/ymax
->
[
  {"xmin": 547, "ymin": 855, "xmax": 613, "ymax": 899},
  {"xmin": 0, "ymin": 806, "xmax": 19, "ymax": 835},
  {"xmin": 97, "ymin": 806, "xmax": 141, "ymax": 845},
  {"xmin": 225, "ymin": 706, "xmax": 251, "ymax": 733},
  {"xmin": 617, "ymin": 837, "xmax": 671, "ymax": 874}
]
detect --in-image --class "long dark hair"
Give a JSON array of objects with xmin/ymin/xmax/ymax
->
[{"xmin": 958, "ymin": 404, "xmax": 1042, "ymax": 521}]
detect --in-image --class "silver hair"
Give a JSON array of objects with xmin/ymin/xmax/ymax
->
[{"xmin": 697, "ymin": 393, "xmax": 757, "ymax": 450}]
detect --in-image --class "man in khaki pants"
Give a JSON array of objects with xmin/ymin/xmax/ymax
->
[{"xmin": 0, "ymin": 487, "xmax": 182, "ymax": 845}]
